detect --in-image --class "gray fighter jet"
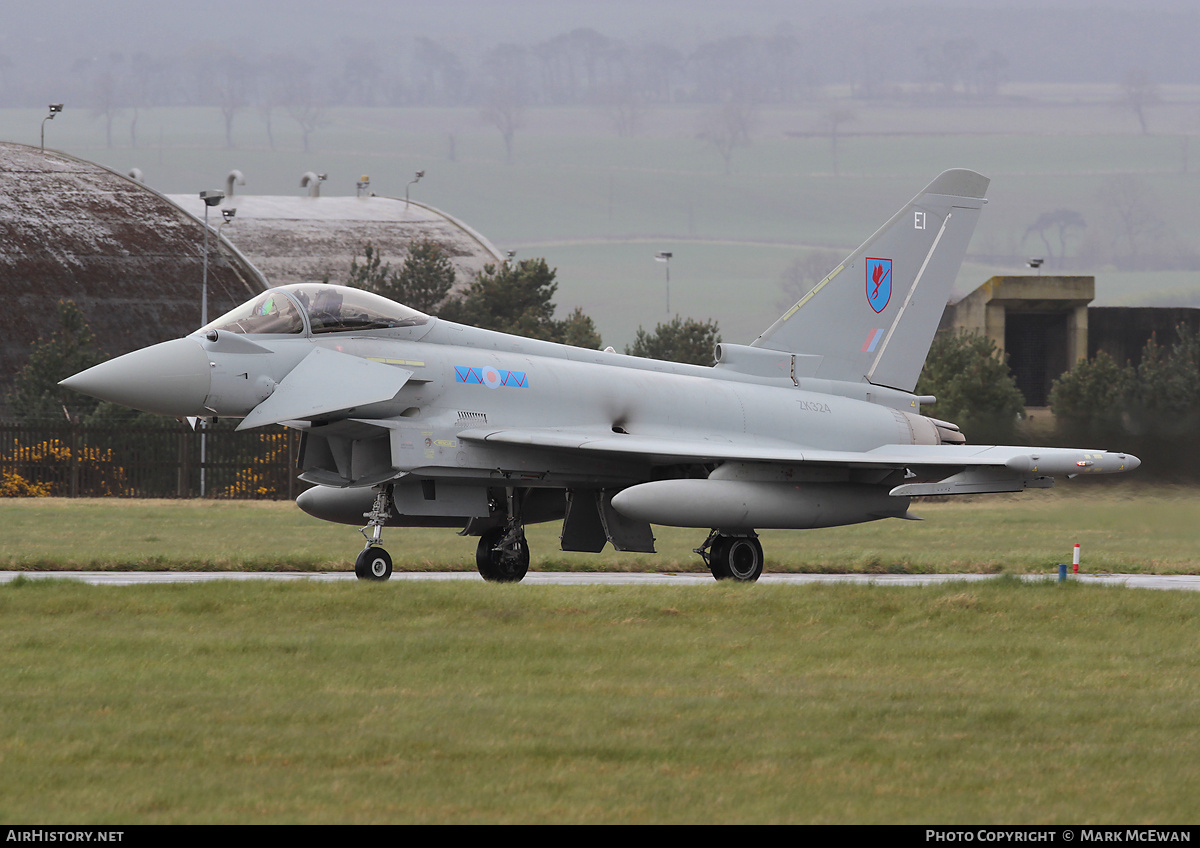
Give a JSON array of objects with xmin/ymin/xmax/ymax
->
[{"xmin": 61, "ymin": 169, "xmax": 1138, "ymax": 582}]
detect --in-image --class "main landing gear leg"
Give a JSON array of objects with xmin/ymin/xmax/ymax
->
[
  {"xmin": 355, "ymin": 485, "xmax": 394, "ymax": 581},
  {"xmin": 695, "ymin": 530, "xmax": 764, "ymax": 583},
  {"xmin": 475, "ymin": 488, "xmax": 529, "ymax": 583}
]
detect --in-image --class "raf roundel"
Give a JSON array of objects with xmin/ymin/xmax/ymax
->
[{"xmin": 482, "ymin": 366, "xmax": 502, "ymax": 389}]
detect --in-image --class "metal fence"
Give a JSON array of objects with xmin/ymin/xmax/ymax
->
[{"xmin": 0, "ymin": 422, "xmax": 303, "ymax": 499}]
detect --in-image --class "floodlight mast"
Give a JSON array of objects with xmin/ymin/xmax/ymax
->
[
  {"xmin": 199, "ymin": 190, "xmax": 225, "ymax": 326},
  {"xmin": 406, "ymin": 170, "xmax": 424, "ymax": 208},
  {"xmin": 218, "ymin": 207, "xmax": 237, "ymax": 253},
  {"xmin": 196, "ymin": 190, "xmax": 225, "ymax": 500},
  {"xmin": 41, "ymin": 104, "xmax": 64, "ymax": 152},
  {"xmin": 655, "ymin": 251, "xmax": 673, "ymax": 313}
]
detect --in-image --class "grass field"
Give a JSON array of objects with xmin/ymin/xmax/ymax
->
[
  {"xmin": 2, "ymin": 576, "xmax": 1199, "ymax": 823},
  {"xmin": 1, "ymin": 485, "xmax": 1196, "ymax": 574}
]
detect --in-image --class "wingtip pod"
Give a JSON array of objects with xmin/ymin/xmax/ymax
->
[
  {"xmin": 1003, "ymin": 450, "xmax": 1141, "ymax": 476},
  {"xmin": 923, "ymin": 168, "xmax": 990, "ymax": 200}
]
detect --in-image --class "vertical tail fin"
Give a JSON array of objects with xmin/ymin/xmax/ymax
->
[{"xmin": 751, "ymin": 169, "xmax": 989, "ymax": 392}]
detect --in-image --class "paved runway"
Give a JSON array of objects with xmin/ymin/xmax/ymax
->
[{"xmin": 3, "ymin": 571, "xmax": 1200, "ymax": 590}]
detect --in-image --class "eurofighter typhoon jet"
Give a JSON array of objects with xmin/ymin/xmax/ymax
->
[{"xmin": 61, "ymin": 170, "xmax": 1138, "ymax": 582}]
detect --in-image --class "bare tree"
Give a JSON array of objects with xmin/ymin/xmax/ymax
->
[
  {"xmin": 973, "ymin": 50, "xmax": 1009, "ymax": 98},
  {"xmin": 631, "ymin": 42, "xmax": 682, "ymax": 104},
  {"xmin": 125, "ymin": 53, "xmax": 168, "ymax": 149},
  {"xmin": 480, "ymin": 43, "xmax": 529, "ymax": 163},
  {"xmin": 77, "ymin": 53, "xmax": 126, "ymax": 149},
  {"xmin": 690, "ymin": 35, "xmax": 760, "ymax": 104},
  {"xmin": 776, "ymin": 250, "xmax": 844, "ymax": 312},
  {"xmin": 337, "ymin": 42, "xmax": 385, "ymax": 106},
  {"xmin": 697, "ymin": 96, "xmax": 755, "ymax": 174},
  {"xmin": 1024, "ymin": 209, "xmax": 1087, "ymax": 268},
  {"xmin": 211, "ymin": 51, "xmax": 252, "ymax": 149},
  {"xmin": 1117, "ymin": 68, "xmax": 1160, "ymax": 135},
  {"xmin": 1096, "ymin": 175, "xmax": 1164, "ymax": 267},
  {"xmin": 598, "ymin": 82, "xmax": 644, "ymax": 137},
  {"xmin": 277, "ymin": 57, "xmax": 327, "ymax": 153},
  {"xmin": 531, "ymin": 35, "xmax": 574, "ymax": 105},
  {"xmin": 289, "ymin": 100, "xmax": 328, "ymax": 154},
  {"xmin": 823, "ymin": 108, "xmax": 856, "ymax": 176},
  {"xmin": 251, "ymin": 54, "xmax": 292, "ymax": 151},
  {"xmin": 412, "ymin": 37, "xmax": 467, "ymax": 105},
  {"xmin": 917, "ymin": 37, "xmax": 976, "ymax": 98}
]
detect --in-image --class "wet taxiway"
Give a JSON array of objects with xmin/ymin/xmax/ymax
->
[{"xmin": 2, "ymin": 571, "xmax": 1199, "ymax": 590}]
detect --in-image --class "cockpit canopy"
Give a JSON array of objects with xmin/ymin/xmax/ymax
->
[{"xmin": 199, "ymin": 284, "xmax": 429, "ymax": 336}]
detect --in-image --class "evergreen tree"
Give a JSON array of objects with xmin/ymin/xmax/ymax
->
[
  {"xmin": 439, "ymin": 258, "xmax": 601, "ymax": 347},
  {"xmin": 558, "ymin": 306, "xmax": 603, "ymax": 350},
  {"xmin": 1119, "ymin": 325, "xmax": 1200, "ymax": 437},
  {"xmin": 1049, "ymin": 349, "xmax": 1133, "ymax": 437},
  {"xmin": 346, "ymin": 242, "xmax": 390, "ymax": 291},
  {"xmin": 1052, "ymin": 324, "xmax": 1200, "ymax": 440},
  {"xmin": 6, "ymin": 300, "xmax": 107, "ymax": 422},
  {"xmin": 915, "ymin": 330, "xmax": 1026, "ymax": 442},
  {"xmin": 392, "ymin": 240, "xmax": 456, "ymax": 313},
  {"xmin": 348, "ymin": 240, "xmax": 457, "ymax": 313},
  {"xmin": 624, "ymin": 315, "xmax": 721, "ymax": 366}
]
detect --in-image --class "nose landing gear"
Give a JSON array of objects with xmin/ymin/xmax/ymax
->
[{"xmin": 356, "ymin": 486, "xmax": 394, "ymax": 581}]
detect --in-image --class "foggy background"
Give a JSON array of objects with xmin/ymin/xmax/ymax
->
[
  {"xmin": 6, "ymin": 1, "xmax": 1199, "ymax": 107},
  {"xmin": 3, "ymin": 0, "xmax": 1199, "ymax": 348}
]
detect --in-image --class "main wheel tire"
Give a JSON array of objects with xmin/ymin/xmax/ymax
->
[
  {"xmin": 725, "ymin": 536, "xmax": 764, "ymax": 582},
  {"xmin": 355, "ymin": 546, "xmax": 393, "ymax": 581},
  {"xmin": 707, "ymin": 536, "xmax": 732, "ymax": 580},
  {"xmin": 476, "ymin": 528, "xmax": 530, "ymax": 583},
  {"xmin": 709, "ymin": 535, "xmax": 763, "ymax": 583}
]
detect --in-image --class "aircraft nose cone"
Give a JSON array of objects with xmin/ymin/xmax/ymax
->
[{"xmin": 59, "ymin": 337, "xmax": 212, "ymax": 418}]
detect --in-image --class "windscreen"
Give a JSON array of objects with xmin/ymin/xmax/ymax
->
[
  {"xmin": 200, "ymin": 290, "xmax": 305, "ymax": 335},
  {"xmin": 288, "ymin": 284, "xmax": 429, "ymax": 334}
]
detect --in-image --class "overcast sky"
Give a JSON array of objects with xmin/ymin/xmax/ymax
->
[{"xmin": 6, "ymin": 0, "xmax": 1199, "ymax": 89}]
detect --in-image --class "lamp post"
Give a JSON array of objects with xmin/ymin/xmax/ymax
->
[
  {"xmin": 405, "ymin": 170, "xmax": 424, "ymax": 208},
  {"xmin": 197, "ymin": 190, "xmax": 225, "ymax": 499},
  {"xmin": 199, "ymin": 190, "xmax": 225, "ymax": 326},
  {"xmin": 216, "ymin": 207, "xmax": 237, "ymax": 269},
  {"xmin": 218, "ymin": 206, "xmax": 237, "ymax": 244},
  {"xmin": 655, "ymin": 252, "xmax": 673, "ymax": 313},
  {"xmin": 41, "ymin": 104, "xmax": 63, "ymax": 151}
]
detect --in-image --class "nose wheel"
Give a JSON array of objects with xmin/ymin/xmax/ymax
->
[{"xmin": 355, "ymin": 546, "xmax": 393, "ymax": 581}]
